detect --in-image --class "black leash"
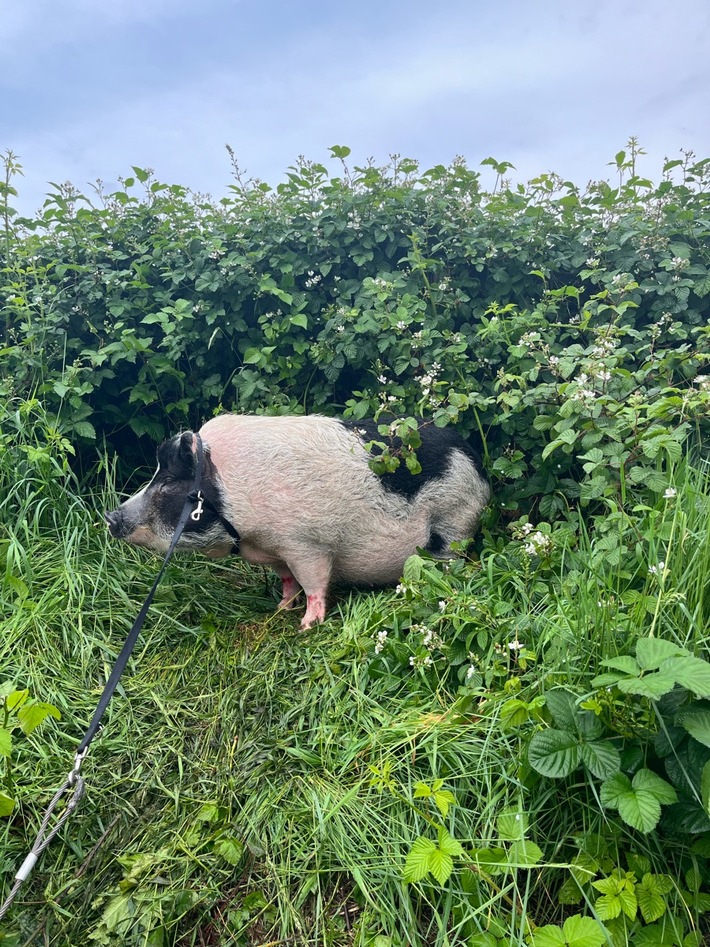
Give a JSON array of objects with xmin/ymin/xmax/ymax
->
[{"xmin": 0, "ymin": 435, "xmax": 209, "ymax": 921}]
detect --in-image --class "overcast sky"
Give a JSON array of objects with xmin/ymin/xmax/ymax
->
[{"xmin": 3, "ymin": 0, "xmax": 709, "ymax": 216}]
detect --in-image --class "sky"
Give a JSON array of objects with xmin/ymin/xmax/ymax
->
[{"xmin": 2, "ymin": 0, "xmax": 709, "ymax": 216}]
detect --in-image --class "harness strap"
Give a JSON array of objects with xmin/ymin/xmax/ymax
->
[{"xmin": 187, "ymin": 489, "xmax": 241, "ymax": 551}]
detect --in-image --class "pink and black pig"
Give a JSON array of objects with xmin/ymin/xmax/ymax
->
[{"xmin": 105, "ymin": 415, "xmax": 490, "ymax": 628}]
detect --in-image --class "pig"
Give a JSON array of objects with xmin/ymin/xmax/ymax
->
[{"xmin": 105, "ymin": 414, "xmax": 490, "ymax": 628}]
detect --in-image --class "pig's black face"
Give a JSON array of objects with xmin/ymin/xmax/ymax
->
[{"xmin": 105, "ymin": 432, "xmax": 233, "ymax": 556}]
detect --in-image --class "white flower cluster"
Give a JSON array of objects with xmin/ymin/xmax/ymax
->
[
  {"xmin": 591, "ymin": 336, "xmax": 618, "ymax": 358},
  {"xmin": 520, "ymin": 523, "xmax": 552, "ymax": 557},
  {"xmin": 396, "ymin": 320, "xmax": 408, "ymax": 330},
  {"xmin": 572, "ymin": 381, "xmax": 597, "ymax": 404},
  {"xmin": 663, "ymin": 487, "xmax": 677, "ymax": 499},
  {"xmin": 373, "ymin": 628, "xmax": 388, "ymax": 654},
  {"xmin": 518, "ymin": 331, "xmax": 542, "ymax": 350},
  {"xmin": 693, "ymin": 375, "xmax": 710, "ymax": 391},
  {"xmin": 419, "ymin": 362, "xmax": 441, "ymax": 396},
  {"xmin": 438, "ymin": 280, "xmax": 451, "ymax": 292},
  {"xmin": 415, "ymin": 624, "xmax": 443, "ymax": 651},
  {"xmin": 304, "ymin": 270, "xmax": 322, "ymax": 288},
  {"xmin": 649, "ymin": 561, "xmax": 665, "ymax": 575},
  {"xmin": 410, "ymin": 654, "xmax": 434, "ymax": 669},
  {"xmin": 670, "ymin": 256, "xmax": 689, "ymax": 271},
  {"xmin": 372, "ymin": 277, "xmax": 390, "ymax": 291},
  {"xmin": 585, "ymin": 257, "xmax": 601, "ymax": 269},
  {"xmin": 611, "ymin": 272, "xmax": 633, "ymax": 288},
  {"xmin": 209, "ymin": 248, "xmax": 224, "ymax": 260}
]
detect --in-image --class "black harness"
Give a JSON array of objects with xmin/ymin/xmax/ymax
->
[{"xmin": 187, "ymin": 486, "xmax": 241, "ymax": 554}]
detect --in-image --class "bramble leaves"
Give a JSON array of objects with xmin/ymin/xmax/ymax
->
[
  {"xmin": 532, "ymin": 915, "xmax": 607, "ymax": 947},
  {"xmin": 600, "ymin": 769, "xmax": 677, "ymax": 833}
]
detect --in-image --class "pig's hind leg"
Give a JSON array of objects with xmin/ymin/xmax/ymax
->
[
  {"xmin": 284, "ymin": 551, "xmax": 333, "ymax": 630},
  {"xmin": 277, "ymin": 570, "xmax": 302, "ymax": 610}
]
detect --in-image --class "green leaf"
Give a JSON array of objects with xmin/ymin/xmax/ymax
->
[
  {"xmin": 600, "ymin": 772, "xmax": 632, "ymax": 809},
  {"xmin": 497, "ymin": 809, "xmax": 529, "ymax": 841},
  {"xmin": 528, "ymin": 729, "xmax": 580, "ymax": 778},
  {"xmin": 0, "ymin": 727, "xmax": 11, "ymax": 757},
  {"xmin": 594, "ymin": 892, "xmax": 622, "ymax": 920},
  {"xmin": 433, "ymin": 788, "xmax": 456, "ymax": 818},
  {"xmin": 545, "ymin": 689, "xmax": 579, "ymax": 730},
  {"xmin": 532, "ymin": 926, "xmax": 567, "ymax": 947},
  {"xmin": 437, "ymin": 827, "xmax": 464, "ymax": 858},
  {"xmin": 616, "ymin": 671, "xmax": 678, "ymax": 699},
  {"xmin": 637, "ymin": 875, "xmax": 668, "ymax": 923},
  {"xmin": 580, "ymin": 740, "xmax": 621, "ymax": 780},
  {"xmin": 468, "ymin": 935, "xmax": 501, "ymax": 947},
  {"xmin": 562, "ymin": 914, "xmax": 607, "ymax": 947},
  {"xmin": 413, "ymin": 781, "xmax": 432, "ymax": 799},
  {"xmin": 701, "ymin": 760, "xmax": 710, "ymax": 817},
  {"xmin": 677, "ymin": 708, "xmax": 710, "ymax": 748},
  {"xmin": 403, "ymin": 836, "xmax": 437, "ymax": 883},
  {"xmin": 17, "ymin": 701, "xmax": 60, "ymax": 736},
  {"xmin": 215, "ymin": 836, "xmax": 244, "ymax": 865},
  {"xmin": 601, "ymin": 769, "xmax": 676, "ymax": 834},
  {"xmin": 507, "ymin": 838, "xmax": 543, "ymax": 867},
  {"xmin": 0, "ymin": 791, "xmax": 14, "ymax": 816},
  {"xmin": 618, "ymin": 885, "xmax": 638, "ymax": 919},
  {"xmin": 428, "ymin": 847, "xmax": 454, "ymax": 885},
  {"xmin": 618, "ymin": 790, "xmax": 662, "ymax": 833},
  {"xmin": 671, "ymin": 657, "xmax": 710, "ymax": 697},
  {"xmin": 72, "ymin": 420, "xmax": 97, "ymax": 440},
  {"xmin": 632, "ymin": 769, "xmax": 678, "ymax": 805},
  {"xmin": 636, "ymin": 638, "xmax": 688, "ymax": 670},
  {"xmin": 5, "ymin": 689, "xmax": 29, "ymax": 711},
  {"xmin": 290, "ymin": 313, "xmax": 308, "ymax": 329},
  {"xmin": 599, "ymin": 656, "xmax": 639, "ymax": 675}
]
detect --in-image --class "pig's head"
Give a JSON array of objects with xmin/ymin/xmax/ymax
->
[{"xmin": 105, "ymin": 432, "xmax": 235, "ymax": 557}]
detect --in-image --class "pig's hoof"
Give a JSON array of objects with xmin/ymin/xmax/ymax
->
[
  {"xmin": 300, "ymin": 594, "xmax": 326, "ymax": 629},
  {"xmin": 277, "ymin": 594, "xmax": 302, "ymax": 611}
]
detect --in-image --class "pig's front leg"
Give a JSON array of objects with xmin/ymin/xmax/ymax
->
[{"xmin": 286, "ymin": 552, "xmax": 333, "ymax": 630}]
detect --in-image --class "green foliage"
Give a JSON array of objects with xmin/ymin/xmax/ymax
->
[
  {"xmin": 1, "ymin": 143, "xmax": 709, "ymax": 502},
  {"xmin": 2, "ymin": 143, "xmax": 710, "ymax": 943},
  {"xmin": 531, "ymin": 915, "xmax": 607, "ymax": 947},
  {"xmin": 0, "ymin": 681, "xmax": 60, "ymax": 817}
]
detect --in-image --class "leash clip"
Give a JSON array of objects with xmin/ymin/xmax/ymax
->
[
  {"xmin": 69, "ymin": 747, "xmax": 88, "ymax": 786},
  {"xmin": 191, "ymin": 490, "xmax": 205, "ymax": 522}
]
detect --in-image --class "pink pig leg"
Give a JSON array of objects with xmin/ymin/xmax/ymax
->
[{"xmin": 286, "ymin": 553, "xmax": 332, "ymax": 629}]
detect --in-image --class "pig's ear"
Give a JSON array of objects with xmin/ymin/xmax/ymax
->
[{"xmin": 177, "ymin": 431, "xmax": 197, "ymax": 471}]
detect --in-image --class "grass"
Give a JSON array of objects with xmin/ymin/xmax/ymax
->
[{"xmin": 1, "ymin": 448, "xmax": 709, "ymax": 946}]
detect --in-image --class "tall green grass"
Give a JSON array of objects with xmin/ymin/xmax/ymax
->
[{"xmin": 1, "ymin": 416, "xmax": 709, "ymax": 944}]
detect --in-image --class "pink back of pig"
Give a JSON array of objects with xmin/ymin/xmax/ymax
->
[{"xmin": 201, "ymin": 414, "xmax": 489, "ymax": 628}]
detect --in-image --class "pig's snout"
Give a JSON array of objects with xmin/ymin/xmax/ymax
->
[{"xmin": 104, "ymin": 509, "xmax": 124, "ymax": 538}]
